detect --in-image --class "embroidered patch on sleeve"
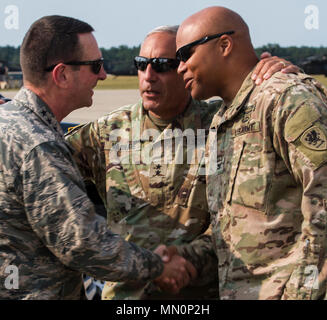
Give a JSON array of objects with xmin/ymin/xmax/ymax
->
[
  {"xmin": 293, "ymin": 123, "xmax": 327, "ymax": 169},
  {"xmin": 300, "ymin": 126, "xmax": 327, "ymax": 151}
]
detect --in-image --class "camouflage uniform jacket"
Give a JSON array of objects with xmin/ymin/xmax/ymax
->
[
  {"xmin": 206, "ymin": 71, "xmax": 327, "ymax": 300},
  {"xmin": 0, "ymin": 88, "xmax": 164, "ymax": 300},
  {"xmin": 66, "ymin": 99, "xmax": 222, "ymax": 299}
]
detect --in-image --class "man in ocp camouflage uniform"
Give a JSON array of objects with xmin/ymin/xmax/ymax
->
[
  {"xmin": 0, "ymin": 15, "xmax": 193, "ymax": 300},
  {"xmin": 177, "ymin": 6, "xmax": 327, "ymax": 299},
  {"xmin": 66, "ymin": 25, "xmax": 296, "ymax": 299}
]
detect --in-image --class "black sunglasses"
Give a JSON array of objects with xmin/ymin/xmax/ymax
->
[
  {"xmin": 45, "ymin": 58, "xmax": 104, "ymax": 74},
  {"xmin": 134, "ymin": 56, "xmax": 180, "ymax": 73},
  {"xmin": 176, "ymin": 31, "xmax": 235, "ymax": 62}
]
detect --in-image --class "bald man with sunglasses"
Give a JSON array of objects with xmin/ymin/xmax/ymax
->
[
  {"xmin": 176, "ymin": 6, "xmax": 327, "ymax": 300},
  {"xmin": 66, "ymin": 25, "xmax": 299, "ymax": 300}
]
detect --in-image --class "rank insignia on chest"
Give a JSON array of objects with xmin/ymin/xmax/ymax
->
[
  {"xmin": 300, "ymin": 126, "xmax": 327, "ymax": 151},
  {"xmin": 216, "ymin": 155, "xmax": 224, "ymax": 174}
]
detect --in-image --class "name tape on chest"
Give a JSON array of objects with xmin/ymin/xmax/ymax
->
[{"xmin": 232, "ymin": 121, "xmax": 261, "ymax": 137}]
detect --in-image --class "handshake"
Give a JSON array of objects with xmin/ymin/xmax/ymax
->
[
  {"xmin": 0, "ymin": 94, "xmax": 10, "ymax": 104},
  {"xmin": 153, "ymin": 245, "xmax": 198, "ymax": 294}
]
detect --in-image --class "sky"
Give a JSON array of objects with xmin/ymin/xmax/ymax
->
[{"xmin": 0, "ymin": 0, "xmax": 326, "ymax": 49}]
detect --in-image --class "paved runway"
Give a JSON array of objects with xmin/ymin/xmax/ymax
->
[
  {"xmin": 1, "ymin": 89, "xmax": 141, "ymax": 124},
  {"xmin": 1, "ymin": 89, "xmax": 221, "ymax": 126}
]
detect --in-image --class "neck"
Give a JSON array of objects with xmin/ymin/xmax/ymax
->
[
  {"xmin": 148, "ymin": 95, "xmax": 191, "ymax": 120},
  {"xmin": 24, "ymin": 82, "xmax": 67, "ymax": 122},
  {"xmin": 221, "ymin": 55, "xmax": 259, "ymax": 104}
]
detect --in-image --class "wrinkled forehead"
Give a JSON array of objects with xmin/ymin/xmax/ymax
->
[{"xmin": 140, "ymin": 32, "xmax": 177, "ymax": 59}]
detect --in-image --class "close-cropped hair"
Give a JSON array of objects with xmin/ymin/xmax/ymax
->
[
  {"xmin": 145, "ymin": 25, "xmax": 179, "ymax": 39},
  {"xmin": 20, "ymin": 15, "xmax": 94, "ymax": 86}
]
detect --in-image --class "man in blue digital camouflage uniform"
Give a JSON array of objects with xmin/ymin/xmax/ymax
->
[{"xmin": 0, "ymin": 15, "xmax": 195, "ymax": 300}]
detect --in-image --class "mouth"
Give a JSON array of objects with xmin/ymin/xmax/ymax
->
[
  {"xmin": 143, "ymin": 89, "xmax": 160, "ymax": 98},
  {"xmin": 184, "ymin": 77, "xmax": 193, "ymax": 90}
]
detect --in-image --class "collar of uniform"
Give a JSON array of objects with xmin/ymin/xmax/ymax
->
[
  {"xmin": 138, "ymin": 99, "xmax": 197, "ymax": 142},
  {"xmin": 146, "ymin": 98, "xmax": 196, "ymax": 132},
  {"xmin": 209, "ymin": 70, "xmax": 255, "ymax": 130},
  {"xmin": 177, "ymin": 98, "xmax": 202, "ymax": 131},
  {"xmin": 223, "ymin": 70, "xmax": 256, "ymax": 121},
  {"xmin": 14, "ymin": 87, "xmax": 64, "ymax": 136}
]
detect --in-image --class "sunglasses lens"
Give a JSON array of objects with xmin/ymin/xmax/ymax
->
[
  {"xmin": 138, "ymin": 62, "xmax": 148, "ymax": 71},
  {"xmin": 152, "ymin": 58, "xmax": 180, "ymax": 73},
  {"xmin": 91, "ymin": 60, "xmax": 103, "ymax": 74},
  {"xmin": 92, "ymin": 65, "xmax": 99, "ymax": 74},
  {"xmin": 134, "ymin": 57, "xmax": 179, "ymax": 73},
  {"xmin": 151, "ymin": 59, "xmax": 167, "ymax": 73},
  {"xmin": 134, "ymin": 57, "xmax": 148, "ymax": 71},
  {"xmin": 177, "ymin": 47, "xmax": 190, "ymax": 62}
]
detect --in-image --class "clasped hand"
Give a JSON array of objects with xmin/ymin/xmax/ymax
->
[{"xmin": 153, "ymin": 244, "xmax": 198, "ymax": 294}]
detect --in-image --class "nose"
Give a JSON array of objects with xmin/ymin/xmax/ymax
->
[
  {"xmin": 177, "ymin": 60, "xmax": 187, "ymax": 75},
  {"xmin": 143, "ymin": 63, "xmax": 158, "ymax": 81},
  {"xmin": 98, "ymin": 65, "xmax": 107, "ymax": 81}
]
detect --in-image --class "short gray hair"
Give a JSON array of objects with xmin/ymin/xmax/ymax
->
[{"xmin": 145, "ymin": 25, "xmax": 179, "ymax": 39}]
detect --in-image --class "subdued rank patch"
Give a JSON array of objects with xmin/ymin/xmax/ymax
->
[
  {"xmin": 216, "ymin": 155, "xmax": 224, "ymax": 174},
  {"xmin": 300, "ymin": 126, "xmax": 327, "ymax": 151}
]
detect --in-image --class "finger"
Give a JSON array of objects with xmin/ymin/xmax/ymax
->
[
  {"xmin": 161, "ymin": 277, "xmax": 179, "ymax": 294},
  {"xmin": 154, "ymin": 244, "xmax": 170, "ymax": 262},
  {"xmin": 281, "ymin": 65, "xmax": 300, "ymax": 74},
  {"xmin": 256, "ymin": 59, "xmax": 291, "ymax": 84},
  {"xmin": 252, "ymin": 60, "xmax": 266, "ymax": 81},
  {"xmin": 261, "ymin": 62, "xmax": 285, "ymax": 81},
  {"xmin": 253, "ymin": 59, "xmax": 278, "ymax": 84},
  {"xmin": 252, "ymin": 57, "xmax": 276, "ymax": 81},
  {"xmin": 260, "ymin": 51, "xmax": 272, "ymax": 59},
  {"xmin": 261, "ymin": 60, "xmax": 295, "ymax": 81},
  {"xmin": 178, "ymin": 266, "xmax": 190, "ymax": 289},
  {"xmin": 168, "ymin": 255, "xmax": 190, "ymax": 289},
  {"xmin": 155, "ymin": 276, "xmax": 175, "ymax": 293}
]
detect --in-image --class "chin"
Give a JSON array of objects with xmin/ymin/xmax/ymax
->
[
  {"xmin": 86, "ymin": 97, "xmax": 94, "ymax": 107},
  {"xmin": 191, "ymin": 87, "xmax": 211, "ymax": 101},
  {"xmin": 191, "ymin": 91, "xmax": 204, "ymax": 101},
  {"xmin": 143, "ymin": 102, "xmax": 159, "ymax": 112}
]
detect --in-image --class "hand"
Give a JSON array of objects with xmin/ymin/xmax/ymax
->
[
  {"xmin": 154, "ymin": 245, "xmax": 197, "ymax": 294},
  {"xmin": 252, "ymin": 52, "xmax": 301, "ymax": 85},
  {"xmin": 154, "ymin": 244, "xmax": 178, "ymax": 262},
  {"xmin": 0, "ymin": 99, "xmax": 5, "ymax": 105}
]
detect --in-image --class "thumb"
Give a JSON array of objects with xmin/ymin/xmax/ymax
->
[{"xmin": 154, "ymin": 244, "xmax": 170, "ymax": 262}]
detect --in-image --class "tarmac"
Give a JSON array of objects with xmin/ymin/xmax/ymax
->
[{"xmin": 1, "ymin": 89, "xmax": 141, "ymax": 124}]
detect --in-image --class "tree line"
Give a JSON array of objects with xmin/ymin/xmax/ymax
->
[{"xmin": 0, "ymin": 44, "xmax": 326, "ymax": 75}]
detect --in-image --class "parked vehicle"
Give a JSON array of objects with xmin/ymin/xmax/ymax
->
[
  {"xmin": 299, "ymin": 55, "xmax": 327, "ymax": 77},
  {"xmin": 6, "ymin": 72, "xmax": 23, "ymax": 89}
]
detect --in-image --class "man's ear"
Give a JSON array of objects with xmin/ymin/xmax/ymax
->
[
  {"xmin": 219, "ymin": 35, "xmax": 233, "ymax": 57},
  {"xmin": 51, "ymin": 63, "xmax": 70, "ymax": 88}
]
